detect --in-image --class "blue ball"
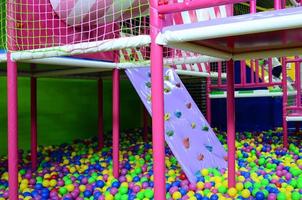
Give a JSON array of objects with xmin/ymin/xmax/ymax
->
[
  {"xmin": 195, "ymin": 193, "xmax": 203, "ymax": 200},
  {"xmin": 210, "ymin": 194, "xmax": 218, "ymax": 200},
  {"xmin": 96, "ymin": 180, "xmax": 105, "ymax": 188},
  {"xmin": 255, "ymin": 192, "xmax": 265, "ymax": 200},
  {"xmin": 112, "ymin": 181, "xmax": 120, "ymax": 188},
  {"xmin": 93, "ymin": 191, "xmax": 101, "ymax": 199},
  {"xmin": 83, "ymin": 190, "xmax": 92, "ymax": 197}
]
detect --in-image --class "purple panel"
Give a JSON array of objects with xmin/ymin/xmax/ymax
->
[{"xmin": 126, "ymin": 67, "xmax": 227, "ymax": 182}]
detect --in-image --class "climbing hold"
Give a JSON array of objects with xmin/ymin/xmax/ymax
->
[
  {"xmin": 175, "ymin": 83, "xmax": 181, "ymax": 88},
  {"xmin": 191, "ymin": 122, "xmax": 196, "ymax": 129},
  {"xmin": 147, "ymin": 95, "xmax": 151, "ymax": 102},
  {"xmin": 174, "ymin": 111, "xmax": 182, "ymax": 118},
  {"xmin": 164, "ymin": 75, "xmax": 170, "ymax": 81},
  {"xmin": 224, "ymin": 156, "xmax": 228, "ymax": 161},
  {"xmin": 164, "ymin": 87, "xmax": 171, "ymax": 93},
  {"xmin": 164, "ymin": 113, "xmax": 171, "ymax": 121},
  {"xmin": 183, "ymin": 137, "xmax": 190, "ymax": 149},
  {"xmin": 202, "ymin": 126, "xmax": 209, "ymax": 131},
  {"xmin": 197, "ymin": 154, "xmax": 204, "ymax": 161},
  {"xmin": 166, "ymin": 130, "xmax": 174, "ymax": 137},
  {"xmin": 186, "ymin": 103, "xmax": 192, "ymax": 109},
  {"xmin": 145, "ymin": 82, "xmax": 151, "ymax": 88},
  {"xmin": 204, "ymin": 145, "xmax": 213, "ymax": 152},
  {"xmin": 147, "ymin": 72, "xmax": 151, "ymax": 77}
]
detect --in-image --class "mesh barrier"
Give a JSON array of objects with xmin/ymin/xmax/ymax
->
[{"xmin": 0, "ymin": 0, "xmax": 6, "ymax": 50}]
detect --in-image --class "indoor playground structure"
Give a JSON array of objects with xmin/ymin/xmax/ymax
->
[{"xmin": 0, "ymin": 0, "xmax": 302, "ymax": 200}]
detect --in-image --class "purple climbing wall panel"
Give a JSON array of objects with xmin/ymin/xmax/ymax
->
[{"xmin": 126, "ymin": 67, "xmax": 227, "ymax": 182}]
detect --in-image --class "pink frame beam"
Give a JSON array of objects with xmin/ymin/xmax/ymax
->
[
  {"xmin": 150, "ymin": 0, "xmax": 166, "ymax": 199},
  {"xmin": 7, "ymin": 52, "xmax": 19, "ymax": 200},
  {"xmin": 112, "ymin": 69, "xmax": 120, "ymax": 178},
  {"xmin": 226, "ymin": 60, "xmax": 236, "ymax": 188},
  {"xmin": 157, "ymin": 0, "xmax": 249, "ymax": 14},
  {"xmin": 282, "ymin": 58, "xmax": 288, "ymax": 148},
  {"xmin": 98, "ymin": 78, "xmax": 104, "ymax": 149},
  {"xmin": 30, "ymin": 75, "xmax": 38, "ymax": 170}
]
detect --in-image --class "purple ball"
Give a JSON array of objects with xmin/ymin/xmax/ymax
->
[
  {"xmin": 110, "ymin": 187, "xmax": 118, "ymax": 195},
  {"xmin": 81, "ymin": 177, "xmax": 88, "ymax": 184},
  {"xmin": 132, "ymin": 185, "xmax": 141, "ymax": 193}
]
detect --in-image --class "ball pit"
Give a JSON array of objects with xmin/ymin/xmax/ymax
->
[{"xmin": 0, "ymin": 129, "xmax": 302, "ymax": 199}]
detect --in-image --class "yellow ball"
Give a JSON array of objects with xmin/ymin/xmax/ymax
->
[
  {"xmin": 20, "ymin": 183, "xmax": 28, "ymax": 192},
  {"xmin": 227, "ymin": 187, "xmax": 237, "ymax": 197},
  {"xmin": 241, "ymin": 189, "xmax": 250, "ymax": 198},
  {"xmin": 49, "ymin": 179, "xmax": 57, "ymax": 187},
  {"xmin": 105, "ymin": 193, "xmax": 114, "ymax": 200},
  {"xmin": 172, "ymin": 191, "xmax": 182, "ymax": 199},
  {"xmin": 189, "ymin": 197, "xmax": 197, "ymax": 200},
  {"xmin": 42, "ymin": 180, "xmax": 49, "ymax": 188},
  {"xmin": 201, "ymin": 169, "xmax": 209, "ymax": 176},
  {"xmin": 196, "ymin": 182, "xmax": 204, "ymax": 190},
  {"xmin": 79, "ymin": 185, "xmax": 86, "ymax": 192},
  {"xmin": 187, "ymin": 191, "xmax": 195, "ymax": 197},
  {"xmin": 66, "ymin": 184, "xmax": 75, "ymax": 192},
  {"xmin": 236, "ymin": 183, "xmax": 244, "ymax": 191}
]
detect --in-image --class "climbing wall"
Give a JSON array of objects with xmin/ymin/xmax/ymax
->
[{"xmin": 126, "ymin": 67, "xmax": 227, "ymax": 182}]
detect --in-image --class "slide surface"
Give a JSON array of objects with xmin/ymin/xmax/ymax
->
[{"xmin": 126, "ymin": 67, "xmax": 227, "ymax": 182}]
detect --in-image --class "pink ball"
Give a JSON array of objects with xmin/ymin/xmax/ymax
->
[
  {"xmin": 110, "ymin": 187, "xmax": 118, "ymax": 195},
  {"xmin": 133, "ymin": 185, "xmax": 141, "ymax": 193},
  {"xmin": 169, "ymin": 186, "xmax": 178, "ymax": 194},
  {"xmin": 204, "ymin": 182, "xmax": 212, "ymax": 189},
  {"xmin": 276, "ymin": 170, "xmax": 282, "ymax": 177},
  {"xmin": 285, "ymin": 173, "xmax": 292, "ymax": 180},
  {"xmin": 267, "ymin": 193, "xmax": 277, "ymax": 200},
  {"xmin": 189, "ymin": 183, "xmax": 196, "ymax": 190}
]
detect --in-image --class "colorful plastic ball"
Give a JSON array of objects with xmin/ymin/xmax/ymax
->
[
  {"xmin": 255, "ymin": 191, "xmax": 265, "ymax": 200},
  {"xmin": 227, "ymin": 187, "xmax": 237, "ymax": 197},
  {"xmin": 172, "ymin": 191, "xmax": 182, "ymax": 199},
  {"xmin": 241, "ymin": 189, "xmax": 250, "ymax": 198}
]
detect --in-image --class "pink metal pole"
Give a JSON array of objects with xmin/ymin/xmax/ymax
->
[
  {"xmin": 274, "ymin": 0, "xmax": 282, "ymax": 10},
  {"xmin": 268, "ymin": 58, "xmax": 273, "ymax": 84},
  {"xmin": 112, "ymin": 69, "xmax": 120, "ymax": 178},
  {"xmin": 295, "ymin": 57, "xmax": 301, "ymax": 107},
  {"xmin": 7, "ymin": 52, "xmax": 19, "ymax": 200},
  {"xmin": 157, "ymin": 0, "xmax": 249, "ymax": 14},
  {"xmin": 255, "ymin": 60, "xmax": 259, "ymax": 83},
  {"xmin": 150, "ymin": 0, "xmax": 166, "ymax": 198},
  {"xmin": 250, "ymin": 0, "xmax": 257, "ymax": 13},
  {"xmin": 30, "ymin": 75, "xmax": 37, "ymax": 170},
  {"xmin": 98, "ymin": 78, "xmax": 104, "ymax": 149},
  {"xmin": 250, "ymin": 60, "xmax": 255, "ymax": 84},
  {"xmin": 226, "ymin": 59, "xmax": 236, "ymax": 188},
  {"xmin": 240, "ymin": 61, "xmax": 246, "ymax": 86},
  {"xmin": 282, "ymin": 58, "xmax": 288, "ymax": 148},
  {"xmin": 206, "ymin": 63, "xmax": 212, "ymax": 124},
  {"xmin": 142, "ymin": 105, "xmax": 148, "ymax": 142}
]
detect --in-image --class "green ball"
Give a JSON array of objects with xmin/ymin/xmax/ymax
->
[
  {"xmin": 121, "ymin": 194, "xmax": 129, "ymax": 200},
  {"xmin": 258, "ymin": 158, "xmax": 265, "ymax": 165},
  {"xmin": 261, "ymin": 179, "xmax": 269, "ymax": 186},
  {"xmin": 115, "ymin": 193, "xmax": 121, "ymax": 200},
  {"xmin": 218, "ymin": 186, "xmax": 227, "ymax": 194},
  {"xmin": 65, "ymin": 179, "xmax": 72, "ymax": 185},
  {"xmin": 144, "ymin": 189, "xmax": 154, "ymax": 198},
  {"xmin": 119, "ymin": 186, "xmax": 128, "ymax": 194},
  {"xmin": 136, "ymin": 191, "xmax": 145, "ymax": 199},
  {"xmin": 19, "ymin": 169, "xmax": 26, "ymax": 175},
  {"xmin": 140, "ymin": 177, "xmax": 148, "ymax": 183},
  {"xmin": 277, "ymin": 192, "xmax": 286, "ymax": 200},
  {"xmin": 262, "ymin": 189, "xmax": 269, "ymax": 197},
  {"xmin": 254, "ymin": 182, "xmax": 261, "ymax": 189},
  {"xmin": 59, "ymin": 187, "xmax": 68, "ymax": 195},
  {"xmin": 204, "ymin": 189, "xmax": 210, "ymax": 196},
  {"xmin": 290, "ymin": 179, "xmax": 297, "ymax": 187},
  {"xmin": 244, "ymin": 182, "xmax": 253, "ymax": 189},
  {"xmin": 166, "ymin": 193, "xmax": 171, "ymax": 199},
  {"xmin": 88, "ymin": 177, "xmax": 95, "ymax": 184},
  {"xmin": 292, "ymin": 192, "xmax": 300, "ymax": 200},
  {"xmin": 135, "ymin": 168, "xmax": 142, "ymax": 174}
]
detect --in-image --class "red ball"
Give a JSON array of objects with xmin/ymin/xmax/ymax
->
[{"xmin": 179, "ymin": 173, "xmax": 187, "ymax": 180}]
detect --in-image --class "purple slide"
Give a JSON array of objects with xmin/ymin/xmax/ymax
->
[{"xmin": 126, "ymin": 67, "xmax": 227, "ymax": 182}]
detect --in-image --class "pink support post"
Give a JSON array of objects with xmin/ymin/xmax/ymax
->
[
  {"xmin": 250, "ymin": 0, "xmax": 257, "ymax": 13},
  {"xmin": 255, "ymin": 60, "xmax": 259, "ymax": 83},
  {"xmin": 98, "ymin": 78, "xmax": 104, "ymax": 149},
  {"xmin": 250, "ymin": 60, "xmax": 255, "ymax": 84},
  {"xmin": 206, "ymin": 63, "xmax": 212, "ymax": 124},
  {"xmin": 7, "ymin": 52, "xmax": 19, "ymax": 200},
  {"xmin": 268, "ymin": 58, "xmax": 273, "ymax": 84},
  {"xmin": 282, "ymin": 58, "xmax": 288, "ymax": 148},
  {"xmin": 142, "ymin": 105, "xmax": 148, "ymax": 142},
  {"xmin": 226, "ymin": 59, "xmax": 236, "ymax": 188},
  {"xmin": 112, "ymin": 69, "xmax": 120, "ymax": 178},
  {"xmin": 295, "ymin": 57, "xmax": 301, "ymax": 107},
  {"xmin": 274, "ymin": 0, "xmax": 282, "ymax": 10},
  {"xmin": 150, "ymin": 0, "xmax": 166, "ymax": 199},
  {"xmin": 30, "ymin": 75, "xmax": 38, "ymax": 170}
]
